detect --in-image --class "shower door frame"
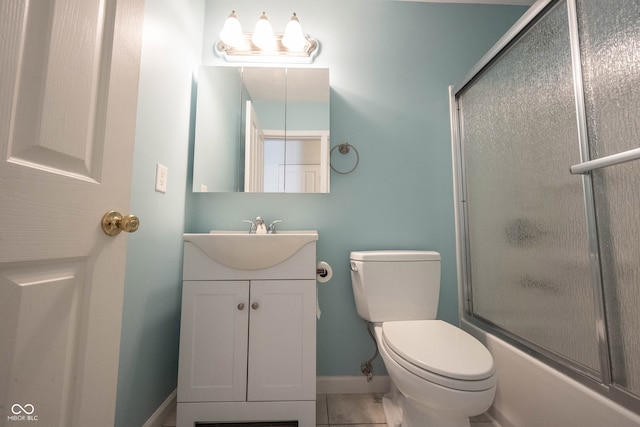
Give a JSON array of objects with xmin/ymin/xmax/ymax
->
[{"xmin": 449, "ymin": 0, "xmax": 640, "ymax": 415}]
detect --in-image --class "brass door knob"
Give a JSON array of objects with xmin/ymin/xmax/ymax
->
[{"xmin": 101, "ymin": 210, "xmax": 140, "ymax": 236}]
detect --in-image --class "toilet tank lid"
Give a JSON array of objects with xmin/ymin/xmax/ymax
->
[{"xmin": 350, "ymin": 250, "xmax": 440, "ymax": 261}]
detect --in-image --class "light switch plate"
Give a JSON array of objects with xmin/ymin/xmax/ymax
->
[{"xmin": 155, "ymin": 163, "xmax": 168, "ymax": 193}]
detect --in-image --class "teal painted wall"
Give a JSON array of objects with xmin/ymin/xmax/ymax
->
[
  {"xmin": 190, "ymin": 0, "xmax": 527, "ymax": 376},
  {"xmin": 115, "ymin": 0, "xmax": 204, "ymax": 426},
  {"xmin": 116, "ymin": 1, "xmax": 527, "ymax": 424}
]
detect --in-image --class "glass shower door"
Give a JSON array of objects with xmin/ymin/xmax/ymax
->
[
  {"xmin": 575, "ymin": 0, "xmax": 640, "ymax": 400},
  {"xmin": 452, "ymin": 0, "xmax": 640, "ymax": 414},
  {"xmin": 457, "ymin": 0, "xmax": 601, "ymax": 376}
]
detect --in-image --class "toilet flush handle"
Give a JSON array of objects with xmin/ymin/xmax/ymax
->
[{"xmin": 350, "ymin": 261, "xmax": 358, "ymax": 272}]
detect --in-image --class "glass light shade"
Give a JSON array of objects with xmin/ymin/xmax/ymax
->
[
  {"xmin": 252, "ymin": 12, "xmax": 276, "ymax": 51},
  {"xmin": 282, "ymin": 13, "xmax": 307, "ymax": 52},
  {"xmin": 220, "ymin": 11, "xmax": 244, "ymax": 49}
]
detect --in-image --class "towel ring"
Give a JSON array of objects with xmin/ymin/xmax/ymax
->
[{"xmin": 330, "ymin": 143, "xmax": 360, "ymax": 174}]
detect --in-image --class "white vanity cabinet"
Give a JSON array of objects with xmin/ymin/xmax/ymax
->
[{"xmin": 177, "ymin": 233, "xmax": 317, "ymax": 427}]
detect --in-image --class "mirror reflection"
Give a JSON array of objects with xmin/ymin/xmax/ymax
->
[{"xmin": 193, "ymin": 66, "xmax": 330, "ymax": 193}]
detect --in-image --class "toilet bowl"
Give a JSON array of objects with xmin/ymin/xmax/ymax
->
[
  {"xmin": 349, "ymin": 251, "xmax": 497, "ymax": 427},
  {"xmin": 375, "ymin": 321, "xmax": 496, "ymax": 427}
]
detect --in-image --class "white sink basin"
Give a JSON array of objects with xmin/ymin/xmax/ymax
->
[{"xmin": 183, "ymin": 230, "xmax": 319, "ymax": 270}]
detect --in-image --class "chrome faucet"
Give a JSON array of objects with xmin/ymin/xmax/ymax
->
[
  {"xmin": 243, "ymin": 216, "xmax": 269, "ymax": 234},
  {"xmin": 242, "ymin": 216, "xmax": 282, "ymax": 234},
  {"xmin": 254, "ymin": 216, "xmax": 267, "ymax": 234},
  {"xmin": 243, "ymin": 218, "xmax": 257, "ymax": 233},
  {"xmin": 268, "ymin": 220, "xmax": 283, "ymax": 234},
  {"xmin": 243, "ymin": 217, "xmax": 283, "ymax": 234}
]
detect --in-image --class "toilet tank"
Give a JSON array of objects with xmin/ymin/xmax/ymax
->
[{"xmin": 350, "ymin": 250, "xmax": 441, "ymax": 322}]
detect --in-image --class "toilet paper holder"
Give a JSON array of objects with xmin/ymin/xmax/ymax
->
[{"xmin": 316, "ymin": 261, "xmax": 333, "ymax": 283}]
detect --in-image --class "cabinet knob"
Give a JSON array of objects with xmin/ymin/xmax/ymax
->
[
  {"xmin": 237, "ymin": 303, "xmax": 245, "ymax": 310},
  {"xmin": 251, "ymin": 302, "xmax": 259, "ymax": 310}
]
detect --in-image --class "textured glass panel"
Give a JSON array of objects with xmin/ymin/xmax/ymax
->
[
  {"xmin": 578, "ymin": 0, "xmax": 640, "ymax": 396},
  {"xmin": 458, "ymin": 1, "xmax": 600, "ymax": 372}
]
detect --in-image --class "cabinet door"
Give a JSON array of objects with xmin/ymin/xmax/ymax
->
[
  {"xmin": 247, "ymin": 280, "xmax": 316, "ymax": 401},
  {"xmin": 178, "ymin": 281, "xmax": 249, "ymax": 402}
]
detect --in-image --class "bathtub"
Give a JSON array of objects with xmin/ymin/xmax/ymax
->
[{"xmin": 462, "ymin": 321, "xmax": 640, "ymax": 427}]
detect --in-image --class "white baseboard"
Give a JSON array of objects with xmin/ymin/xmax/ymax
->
[
  {"xmin": 143, "ymin": 389, "xmax": 177, "ymax": 427},
  {"xmin": 316, "ymin": 375, "xmax": 390, "ymax": 394}
]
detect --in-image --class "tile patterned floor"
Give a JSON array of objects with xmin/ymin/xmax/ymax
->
[
  {"xmin": 316, "ymin": 393, "xmax": 385, "ymax": 426},
  {"xmin": 315, "ymin": 393, "xmax": 499, "ymax": 427},
  {"xmin": 164, "ymin": 393, "xmax": 500, "ymax": 426}
]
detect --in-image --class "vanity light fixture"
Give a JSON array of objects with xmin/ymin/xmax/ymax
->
[{"xmin": 215, "ymin": 11, "xmax": 319, "ymax": 63}]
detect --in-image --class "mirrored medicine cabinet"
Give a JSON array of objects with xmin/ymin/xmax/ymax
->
[{"xmin": 192, "ymin": 66, "xmax": 330, "ymax": 193}]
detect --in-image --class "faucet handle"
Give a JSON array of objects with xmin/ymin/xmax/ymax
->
[
  {"xmin": 268, "ymin": 220, "xmax": 283, "ymax": 234},
  {"xmin": 243, "ymin": 219, "xmax": 257, "ymax": 234}
]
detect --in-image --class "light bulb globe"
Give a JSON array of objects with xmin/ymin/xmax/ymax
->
[
  {"xmin": 283, "ymin": 13, "xmax": 307, "ymax": 52},
  {"xmin": 251, "ymin": 12, "xmax": 276, "ymax": 51},
  {"xmin": 220, "ymin": 11, "xmax": 244, "ymax": 49}
]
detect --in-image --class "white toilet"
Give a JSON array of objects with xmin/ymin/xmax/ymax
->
[{"xmin": 350, "ymin": 250, "xmax": 496, "ymax": 427}]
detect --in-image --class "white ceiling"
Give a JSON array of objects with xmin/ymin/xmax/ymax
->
[
  {"xmin": 243, "ymin": 68, "xmax": 329, "ymax": 103},
  {"xmin": 399, "ymin": 0, "xmax": 535, "ymax": 5}
]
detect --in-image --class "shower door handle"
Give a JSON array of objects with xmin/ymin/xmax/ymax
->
[{"xmin": 570, "ymin": 147, "xmax": 640, "ymax": 175}]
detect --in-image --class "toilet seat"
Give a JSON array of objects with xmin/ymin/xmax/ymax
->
[{"xmin": 381, "ymin": 320, "xmax": 496, "ymax": 392}]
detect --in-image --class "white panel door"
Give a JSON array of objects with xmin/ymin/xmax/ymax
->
[
  {"xmin": 278, "ymin": 164, "xmax": 321, "ymax": 193},
  {"xmin": 247, "ymin": 280, "xmax": 316, "ymax": 402},
  {"xmin": 0, "ymin": 1, "xmax": 144, "ymax": 426},
  {"xmin": 177, "ymin": 281, "xmax": 250, "ymax": 402}
]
